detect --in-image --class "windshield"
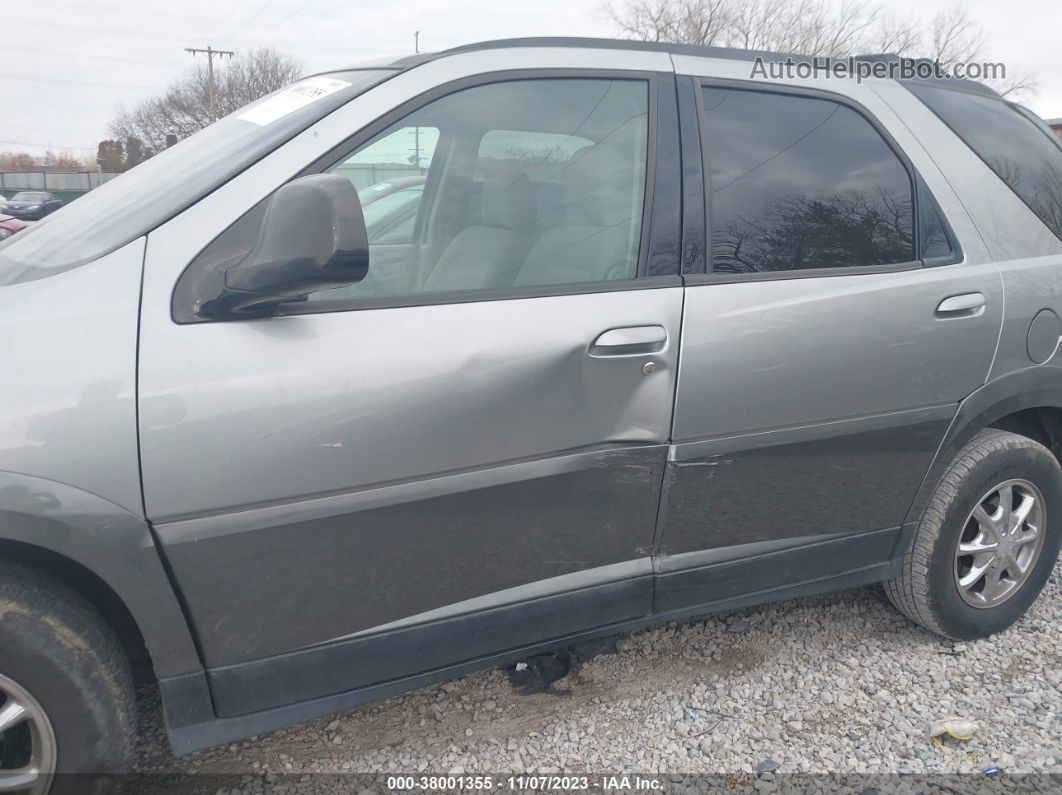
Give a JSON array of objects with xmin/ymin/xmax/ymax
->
[
  {"xmin": 0, "ymin": 69, "xmax": 395, "ymax": 285},
  {"xmin": 11, "ymin": 192, "xmax": 47, "ymax": 202}
]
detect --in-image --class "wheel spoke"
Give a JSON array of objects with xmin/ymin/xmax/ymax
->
[
  {"xmin": 0, "ymin": 768, "xmax": 39, "ymax": 793},
  {"xmin": 1006, "ymin": 554, "xmax": 1027, "ymax": 575},
  {"xmin": 1013, "ymin": 492, "xmax": 1036, "ymax": 530},
  {"xmin": 972, "ymin": 505, "xmax": 1003, "ymax": 541},
  {"xmin": 997, "ymin": 484, "xmax": 1014, "ymax": 531},
  {"xmin": 982, "ymin": 565, "xmax": 1004, "ymax": 601},
  {"xmin": 1013, "ymin": 526, "xmax": 1040, "ymax": 546},
  {"xmin": 958, "ymin": 555, "xmax": 994, "ymax": 589},
  {"xmin": 958, "ymin": 537, "xmax": 998, "ymax": 556},
  {"xmin": 0, "ymin": 701, "xmax": 26, "ymax": 734}
]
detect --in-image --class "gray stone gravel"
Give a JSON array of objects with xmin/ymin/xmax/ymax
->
[{"xmin": 132, "ymin": 561, "xmax": 1061, "ymax": 786}]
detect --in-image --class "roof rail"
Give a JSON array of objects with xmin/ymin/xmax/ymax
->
[{"xmin": 384, "ymin": 36, "xmax": 999, "ymax": 98}]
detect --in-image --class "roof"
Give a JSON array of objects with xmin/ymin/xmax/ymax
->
[{"xmin": 377, "ymin": 36, "xmax": 999, "ymax": 98}]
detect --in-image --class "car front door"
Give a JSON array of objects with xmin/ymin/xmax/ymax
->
[
  {"xmin": 654, "ymin": 71, "xmax": 1004, "ymax": 612},
  {"xmin": 138, "ymin": 62, "xmax": 683, "ymax": 717}
]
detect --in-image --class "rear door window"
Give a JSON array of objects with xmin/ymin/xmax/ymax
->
[{"xmin": 700, "ymin": 86, "xmax": 916, "ymax": 274}]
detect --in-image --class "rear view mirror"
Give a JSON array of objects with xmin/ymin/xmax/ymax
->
[{"xmin": 198, "ymin": 174, "xmax": 369, "ymax": 318}]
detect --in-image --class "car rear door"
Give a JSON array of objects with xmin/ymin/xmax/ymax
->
[
  {"xmin": 655, "ymin": 67, "xmax": 1004, "ymax": 612},
  {"xmin": 138, "ymin": 54, "xmax": 683, "ymax": 717}
]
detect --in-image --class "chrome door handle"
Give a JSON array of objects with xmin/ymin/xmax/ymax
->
[
  {"xmin": 590, "ymin": 325, "xmax": 668, "ymax": 356},
  {"xmin": 936, "ymin": 293, "xmax": 986, "ymax": 317}
]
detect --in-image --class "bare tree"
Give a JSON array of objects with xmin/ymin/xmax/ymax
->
[
  {"xmin": 869, "ymin": 15, "xmax": 921, "ymax": 56},
  {"xmin": 603, "ymin": 1, "xmax": 1038, "ymax": 100},
  {"xmin": 604, "ymin": 0, "xmax": 889, "ymax": 56},
  {"xmin": 215, "ymin": 48, "xmax": 305, "ymax": 116},
  {"xmin": 110, "ymin": 47, "xmax": 302, "ymax": 156},
  {"xmin": 604, "ymin": 0, "xmax": 731, "ymax": 45},
  {"xmin": 925, "ymin": 7, "xmax": 986, "ymax": 64},
  {"xmin": 993, "ymin": 72, "xmax": 1039, "ymax": 101},
  {"xmin": 921, "ymin": 8, "xmax": 1035, "ymax": 100},
  {"xmin": 0, "ymin": 152, "xmax": 38, "ymax": 172},
  {"xmin": 41, "ymin": 151, "xmax": 91, "ymax": 170}
]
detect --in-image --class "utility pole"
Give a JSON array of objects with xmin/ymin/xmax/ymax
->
[
  {"xmin": 185, "ymin": 45, "xmax": 235, "ymax": 121},
  {"xmin": 414, "ymin": 31, "xmax": 420, "ymax": 54}
]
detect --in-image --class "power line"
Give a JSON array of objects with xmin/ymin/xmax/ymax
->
[
  {"xmin": 185, "ymin": 46, "xmax": 235, "ymax": 121},
  {"xmin": 0, "ymin": 140, "xmax": 97, "ymax": 152},
  {"xmin": 30, "ymin": 0, "xmax": 262, "ymax": 27},
  {"xmin": 6, "ymin": 14, "xmax": 250, "ymax": 47},
  {"xmin": 268, "ymin": 0, "xmax": 320, "ymax": 35},
  {"xmin": 215, "ymin": 0, "xmax": 280, "ymax": 38},
  {"xmin": 3, "ymin": 43, "xmax": 185, "ymax": 68},
  {"xmin": 3, "ymin": 72, "xmax": 162, "ymax": 90}
]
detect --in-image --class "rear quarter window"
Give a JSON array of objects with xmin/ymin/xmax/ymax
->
[{"xmin": 908, "ymin": 84, "xmax": 1062, "ymax": 242}]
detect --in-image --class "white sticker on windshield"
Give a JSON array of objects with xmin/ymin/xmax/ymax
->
[{"xmin": 237, "ymin": 77, "xmax": 351, "ymax": 126}]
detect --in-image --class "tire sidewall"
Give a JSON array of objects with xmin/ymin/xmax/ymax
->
[
  {"xmin": 0, "ymin": 611, "xmax": 127, "ymax": 778},
  {"xmin": 0, "ymin": 562, "xmax": 134, "ymax": 795},
  {"xmin": 928, "ymin": 443, "xmax": 1062, "ymax": 639}
]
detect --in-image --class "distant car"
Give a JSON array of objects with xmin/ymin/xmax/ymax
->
[
  {"xmin": 358, "ymin": 176, "xmax": 425, "ymax": 207},
  {"xmin": 0, "ymin": 190, "xmax": 63, "ymax": 220},
  {"xmin": 0, "ymin": 213, "xmax": 29, "ymax": 241},
  {"xmin": 362, "ymin": 183, "xmax": 423, "ymax": 244}
]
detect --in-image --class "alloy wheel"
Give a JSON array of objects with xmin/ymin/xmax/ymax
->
[
  {"xmin": 955, "ymin": 478, "xmax": 1047, "ymax": 609},
  {"xmin": 0, "ymin": 673, "xmax": 55, "ymax": 794}
]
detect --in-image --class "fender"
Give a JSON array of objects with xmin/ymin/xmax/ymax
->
[
  {"xmin": 902, "ymin": 365, "xmax": 1062, "ymax": 529},
  {"xmin": 0, "ymin": 469, "xmax": 202, "ymax": 680}
]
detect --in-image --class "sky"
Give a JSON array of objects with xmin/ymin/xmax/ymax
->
[{"xmin": 3, "ymin": 0, "xmax": 1061, "ymax": 159}]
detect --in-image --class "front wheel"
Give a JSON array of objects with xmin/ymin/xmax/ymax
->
[
  {"xmin": 884, "ymin": 428, "xmax": 1062, "ymax": 640},
  {"xmin": 0, "ymin": 561, "xmax": 135, "ymax": 794}
]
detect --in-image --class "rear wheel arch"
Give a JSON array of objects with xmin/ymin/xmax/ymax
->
[
  {"xmin": 988, "ymin": 406, "xmax": 1062, "ymax": 462},
  {"xmin": 903, "ymin": 367, "xmax": 1062, "ymax": 528}
]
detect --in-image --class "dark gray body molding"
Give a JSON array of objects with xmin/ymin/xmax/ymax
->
[
  {"xmin": 658, "ymin": 405, "xmax": 954, "ymax": 558},
  {"xmin": 160, "ymin": 522, "xmax": 904, "ymax": 754},
  {"xmin": 0, "ymin": 470, "xmax": 201, "ymax": 679},
  {"xmin": 903, "ymin": 366, "xmax": 1062, "ymax": 526},
  {"xmin": 156, "ymin": 445, "xmax": 666, "ymax": 671}
]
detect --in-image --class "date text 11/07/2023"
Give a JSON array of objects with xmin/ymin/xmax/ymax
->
[{"xmin": 385, "ymin": 775, "xmax": 666, "ymax": 791}]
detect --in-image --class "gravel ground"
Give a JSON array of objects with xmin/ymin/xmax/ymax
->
[{"xmin": 131, "ymin": 560, "xmax": 1061, "ymax": 790}]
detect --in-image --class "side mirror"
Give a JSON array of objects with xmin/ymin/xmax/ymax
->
[{"xmin": 199, "ymin": 174, "xmax": 368, "ymax": 317}]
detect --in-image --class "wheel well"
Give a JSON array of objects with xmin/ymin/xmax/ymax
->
[
  {"xmin": 988, "ymin": 406, "xmax": 1062, "ymax": 462},
  {"xmin": 0, "ymin": 539, "xmax": 154, "ymax": 681}
]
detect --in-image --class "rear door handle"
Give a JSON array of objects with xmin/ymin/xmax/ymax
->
[
  {"xmin": 936, "ymin": 292, "xmax": 986, "ymax": 317},
  {"xmin": 590, "ymin": 325, "xmax": 668, "ymax": 356}
]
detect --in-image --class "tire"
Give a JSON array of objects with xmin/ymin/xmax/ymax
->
[
  {"xmin": 0, "ymin": 560, "xmax": 135, "ymax": 793},
  {"xmin": 884, "ymin": 428, "xmax": 1062, "ymax": 640}
]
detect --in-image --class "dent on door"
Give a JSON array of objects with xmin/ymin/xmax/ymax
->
[{"xmin": 140, "ymin": 287, "xmax": 683, "ymax": 714}]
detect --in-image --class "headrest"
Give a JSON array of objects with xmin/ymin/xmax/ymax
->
[
  {"xmin": 563, "ymin": 143, "xmax": 636, "ymax": 227},
  {"xmin": 480, "ymin": 161, "xmax": 537, "ymax": 230}
]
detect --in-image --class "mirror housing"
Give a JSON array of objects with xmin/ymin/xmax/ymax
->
[{"xmin": 199, "ymin": 174, "xmax": 368, "ymax": 318}]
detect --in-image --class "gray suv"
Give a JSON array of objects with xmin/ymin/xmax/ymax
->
[{"xmin": 2, "ymin": 38, "xmax": 1062, "ymax": 788}]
